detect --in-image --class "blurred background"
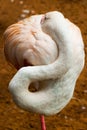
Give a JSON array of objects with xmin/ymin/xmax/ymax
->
[{"xmin": 0, "ymin": 0, "xmax": 87, "ymax": 130}]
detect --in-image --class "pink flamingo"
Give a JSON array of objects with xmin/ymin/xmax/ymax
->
[{"xmin": 4, "ymin": 11, "xmax": 85, "ymax": 130}]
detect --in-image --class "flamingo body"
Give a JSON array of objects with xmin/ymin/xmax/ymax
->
[
  {"xmin": 4, "ymin": 15, "xmax": 58, "ymax": 69},
  {"xmin": 4, "ymin": 11, "xmax": 85, "ymax": 115}
]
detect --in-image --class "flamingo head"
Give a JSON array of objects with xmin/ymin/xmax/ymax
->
[{"xmin": 41, "ymin": 11, "xmax": 64, "ymax": 36}]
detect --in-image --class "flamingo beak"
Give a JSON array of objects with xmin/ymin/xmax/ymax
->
[{"xmin": 40, "ymin": 15, "xmax": 46, "ymax": 24}]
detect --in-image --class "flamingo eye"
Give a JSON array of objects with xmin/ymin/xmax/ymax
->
[{"xmin": 44, "ymin": 15, "xmax": 49, "ymax": 20}]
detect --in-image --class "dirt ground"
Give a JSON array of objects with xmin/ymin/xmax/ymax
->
[{"xmin": 0, "ymin": 0, "xmax": 87, "ymax": 130}]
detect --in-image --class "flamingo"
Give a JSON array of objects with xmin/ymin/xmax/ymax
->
[{"xmin": 4, "ymin": 11, "xmax": 85, "ymax": 130}]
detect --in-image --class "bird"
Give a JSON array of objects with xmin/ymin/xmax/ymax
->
[{"xmin": 4, "ymin": 11, "xmax": 85, "ymax": 117}]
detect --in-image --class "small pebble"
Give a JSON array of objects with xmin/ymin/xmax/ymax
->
[
  {"xmin": 19, "ymin": 109, "xmax": 25, "ymax": 113},
  {"xmin": 22, "ymin": 9, "xmax": 30, "ymax": 14},
  {"xmin": 10, "ymin": 0, "xmax": 14, "ymax": 3},
  {"xmin": 70, "ymin": 118, "xmax": 73, "ymax": 121},
  {"xmin": 19, "ymin": 0, "xmax": 24, "ymax": 5},
  {"xmin": 84, "ymin": 90, "xmax": 87, "ymax": 93},
  {"xmin": 81, "ymin": 106, "xmax": 86, "ymax": 110},
  {"xmin": 64, "ymin": 115, "xmax": 68, "ymax": 119},
  {"xmin": 20, "ymin": 14, "xmax": 26, "ymax": 18},
  {"xmin": 31, "ymin": 10, "xmax": 36, "ymax": 15}
]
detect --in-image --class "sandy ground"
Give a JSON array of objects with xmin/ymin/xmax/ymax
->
[{"xmin": 0, "ymin": 0, "xmax": 87, "ymax": 130}]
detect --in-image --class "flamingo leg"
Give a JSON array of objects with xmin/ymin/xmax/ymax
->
[{"xmin": 40, "ymin": 115, "xmax": 46, "ymax": 130}]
